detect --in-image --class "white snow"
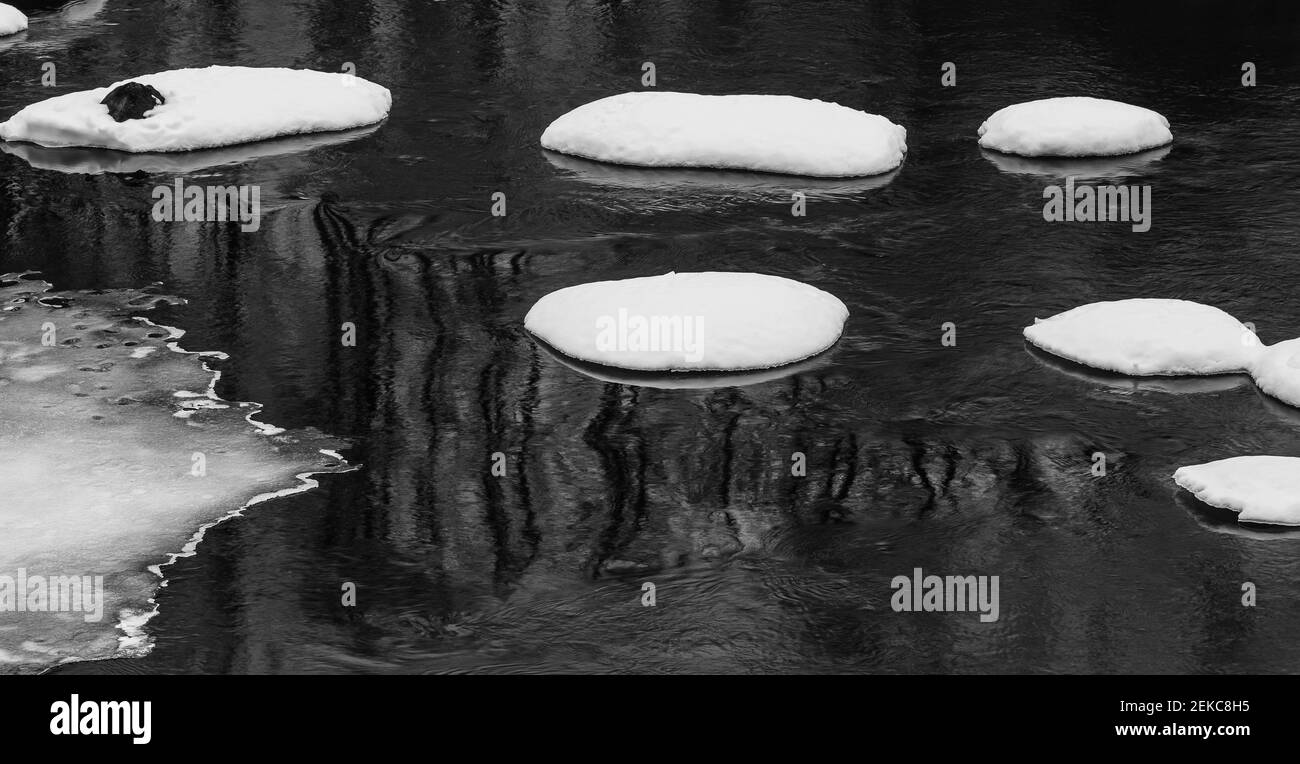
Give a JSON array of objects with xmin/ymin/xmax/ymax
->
[
  {"xmin": 0, "ymin": 275, "xmax": 347, "ymax": 671},
  {"xmin": 0, "ymin": 4, "xmax": 26, "ymax": 36},
  {"xmin": 525, "ymin": 271, "xmax": 849, "ymax": 372},
  {"xmin": 0, "ymin": 65, "xmax": 391, "ymax": 153},
  {"xmin": 1174, "ymin": 456, "xmax": 1300, "ymax": 526},
  {"xmin": 540, "ymin": 92, "xmax": 907, "ymax": 178},
  {"xmin": 1023, "ymin": 299, "xmax": 1260, "ymax": 376},
  {"xmin": 978, "ymin": 97, "xmax": 1172, "ymax": 157},
  {"xmin": 1249, "ymin": 337, "xmax": 1300, "ymax": 409}
]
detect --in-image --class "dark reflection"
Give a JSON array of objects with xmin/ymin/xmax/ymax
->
[
  {"xmin": 531, "ymin": 332, "xmax": 838, "ymax": 389},
  {"xmin": 0, "ymin": 0, "xmax": 109, "ymax": 53},
  {"xmin": 8, "ymin": 1, "xmax": 86, "ymax": 13},
  {"xmin": 6, "ymin": 0, "xmax": 1300, "ymax": 674},
  {"xmin": 29, "ymin": 190, "xmax": 1294, "ymax": 674},
  {"xmin": 1178, "ymin": 491, "xmax": 1300, "ymax": 541},
  {"xmin": 544, "ymin": 150, "xmax": 901, "ymax": 195},
  {"xmin": 980, "ymin": 144, "xmax": 1171, "ymax": 179},
  {"xmin": 1257, "ymin": 390, "xmax": 1300, "ymax": 427},
  {"xmin": 0, "ymin": 125, "xmax": 384, "ymax": 175},
  {"xmin": 1024, "ymin": 342, "xmax": 1251, "ymax": 395}
]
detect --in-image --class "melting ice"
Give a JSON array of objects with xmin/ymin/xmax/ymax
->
[{"xmin": 0, "ymin": 274, "xmax": 348, "ymax": 672}]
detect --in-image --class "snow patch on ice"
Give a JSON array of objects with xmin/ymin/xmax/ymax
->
[
  {"xmin": 979, "ymin": 97, "xmax": 1172, "ymax": 157},
  {"xmin": 541, "ymin": 92, "xmax": 907, "ymax": 178}
]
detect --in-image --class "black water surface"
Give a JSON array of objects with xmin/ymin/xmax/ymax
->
[{"xmin": 4, "ymin": 0, "xmax": 1300, "ymax": 673}]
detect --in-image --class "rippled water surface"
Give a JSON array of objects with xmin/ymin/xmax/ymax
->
[{"xmin": 3, "ymin": 0, "xmax": 1300, "ymax": 673}]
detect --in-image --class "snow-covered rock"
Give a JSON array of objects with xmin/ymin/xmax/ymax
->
[
  {"xmin": 541, "ymin": 92, "xmax": 907, "ymax": 178},
  {"xmin": 0, "ymin": 4, "xmax": 26, "ymax": 37},
  {"xmin": 525, "ymin": 272, "xmax": 849, "ymax": 372},
  {"xmin": 1174, "ymin": 456, "xmax": 1300, "ymax": 526},
  {"xmin": 0, "ymin": 65, "xmax": 391, "ymax": 152},
  {"xmin": 979, "ymin": 97, "xmax": 1172, "ymax": 157},
  {"xmin": 1024, "ymin": 299, "xmax": 1260, "ymax": 376},
  {"xmin": 1250, "ymin": 337, "xmax": 1300, "ymax": 409}
]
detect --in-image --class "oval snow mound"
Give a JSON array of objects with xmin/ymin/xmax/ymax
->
[
  {"xmin": 541, "ymin": 92, "xmax": 907, "ymax": 178},
  {"xmin": 0, "ymin": 66, "xmax": 391, "ymax": 152},
  {"xmin": 0, "ymin": 4, "xmax": 26, "ymax": 36},
  {"xmin": 1174, "ymin": 456, "xmax": 1300, "ymax": 526},
  {"xmin": 525, "ymin": 272, "xmax": 849, "ymax": 372},
  {"xmin": 1250, "ymin": 337, "xmax": 1300, "ymax": 409},
  {"xmin": 1024, "ymin": 299, "xmax": 1260, "ymax": 376},
  {"xmin": 979, "ymin": 97, "xmax": 1171, "ymax": 157}
]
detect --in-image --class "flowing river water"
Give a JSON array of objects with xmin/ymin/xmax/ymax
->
[{"xmin": 2, "ymin": 0, "xmax": 1299, "ymax": 673}]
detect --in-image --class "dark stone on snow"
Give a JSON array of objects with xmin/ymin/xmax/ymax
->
[{"xmin": 100, "ymin": 82, "xmax": 166, "ymax": 123}]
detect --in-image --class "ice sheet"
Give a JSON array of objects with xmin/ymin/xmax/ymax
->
[{"xmin": 0, "ymin": 274, "xmax": 349, "ymax": 671}]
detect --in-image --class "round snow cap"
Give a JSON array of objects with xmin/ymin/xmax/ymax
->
[
  {"xmin": 525, "ymin": 271, "xmax": 849, "ymax": 372},
  {"xmin": 541, "ymin": 92, "xmax": 906, "ymax": 178},
  {"xmin": 1024, "ymin": 299, "xmax": 1260, "ymax": 376},
  {"xmin": 979, "ymin": 97, "xmax": 1171, "ymax": 157}
]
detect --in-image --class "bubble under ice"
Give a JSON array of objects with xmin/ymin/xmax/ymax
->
[{"xmin": 0, "ymin": 274, "xmax": 349, "ymax": 672}]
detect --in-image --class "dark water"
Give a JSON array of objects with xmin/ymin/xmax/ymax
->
[{"xmin": 4, "ymin": 0, "xmax": 1300, "ymax": 673}]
